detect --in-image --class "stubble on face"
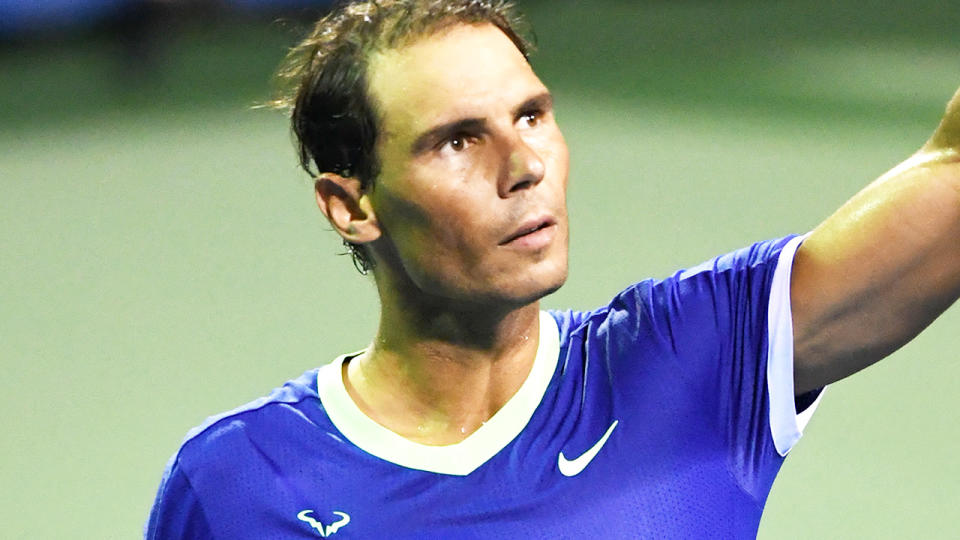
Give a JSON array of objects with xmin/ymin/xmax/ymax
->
[{"xmin": 362, "ymin": 23, "xmax": 571, "ymax": 311}]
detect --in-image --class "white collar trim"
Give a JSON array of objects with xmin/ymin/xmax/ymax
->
[{"xmin": 316, "ymin": 310, "xmax": 560, "ymax": 476}]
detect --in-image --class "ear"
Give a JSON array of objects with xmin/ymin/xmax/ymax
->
[{"xmin": 314, "ymin": 173, "xmax": 381, "ymax": 244}]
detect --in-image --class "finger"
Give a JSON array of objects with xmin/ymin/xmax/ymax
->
[{"xmin": 927, "ymin": 86, "xmax": 960, "ymax": 151}]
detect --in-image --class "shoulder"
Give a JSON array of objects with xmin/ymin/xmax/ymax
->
[
  {"xmin": 677, "ymin": 235, "xmax": 800, "ymax": 280},
  {"xmin": 172, "ymin": 368, "xmax": 324, "ymax": 473},
  {"xmin": 147, "ymin": 369, "xmax": 334, "ymax": 537},
  {"xmin": 551, "ymin": 236, "xmax": 801, "ymax": 339}
]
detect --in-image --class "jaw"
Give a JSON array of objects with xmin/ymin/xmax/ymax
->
[
  {"xmin": 375, "ymin": 255, "xmax": 567, "ymax": 313},
  {"xmin": 362, "ymin": 206, "xmax": 569, "ymax": 349},
  {"xmin": 365, "ymin": 252, "xmax": 568, "ymax": 324},
  {"xmin": 376, "ymin": 222, "xmax": 568, "ymax": 300}
]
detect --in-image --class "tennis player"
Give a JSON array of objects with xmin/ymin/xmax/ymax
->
[{"xmin": 146, "ymin": 1, "xmax": 960, "ymax": 537}]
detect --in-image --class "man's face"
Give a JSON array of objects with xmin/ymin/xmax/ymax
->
[{"xmin": 364, "ymin": 23, "xmax": 570, "ymax": 307}]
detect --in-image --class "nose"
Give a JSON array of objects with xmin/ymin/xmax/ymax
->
[{"xmin": 498, "ymin": 135, "xmax": 545, "ymax": 197}]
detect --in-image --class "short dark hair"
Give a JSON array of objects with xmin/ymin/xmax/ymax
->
[{"xmin": 270, "ymin": 0, "xmax": 532, "ymax": 273}]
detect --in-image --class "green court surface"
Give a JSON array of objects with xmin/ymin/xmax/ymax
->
[{"xmin": 1, "ymin": 1, "xmax": 957, "ymax": 537}]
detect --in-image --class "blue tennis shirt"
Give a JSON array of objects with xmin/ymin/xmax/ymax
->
[{"xmin": 146, "ymin": 235, "xmax": 822, "ymax": 538}]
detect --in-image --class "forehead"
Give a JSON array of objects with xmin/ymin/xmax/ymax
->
[{"xmin": 366, "ymin": 23, "xmax": 546, "ymax": 138}]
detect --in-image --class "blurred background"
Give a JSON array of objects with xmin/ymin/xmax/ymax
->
[{"xmin": 1, "ymin": 0, "xmax": 958, "ymax": 537}]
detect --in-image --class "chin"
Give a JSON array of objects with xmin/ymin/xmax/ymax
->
[{"xmin": 500, "ymin": 261, "xmax": 568, "ymax": 306}]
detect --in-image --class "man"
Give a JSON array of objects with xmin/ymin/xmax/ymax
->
[{"xmin": 146, "ymin": 0, "xmax": 960, "ymax": 537}]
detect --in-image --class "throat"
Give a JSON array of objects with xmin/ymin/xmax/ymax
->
[
  {"xmin": 405, "ymin": 415, "xmax": 491, "ymax": 446},
  {"xmin": 340, "ymin": 309, "xmax": 542, "ymax": 446}
]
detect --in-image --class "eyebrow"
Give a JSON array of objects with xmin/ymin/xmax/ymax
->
[
  {"xmin": 409, "ymin": 91, "xmax": 554, "ymax": 155},
  {"xmin": 514, "ymin": 92, "xmax": 553, "ymax": 119},
  {"xmin": 410, "ymin": 118, "xmax": 487, "ymax": 155}
]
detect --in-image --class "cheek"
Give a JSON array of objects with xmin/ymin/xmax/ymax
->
[
  {"xmin": 529, "ymin": 128, "xmax": 570, "ymax": 182},
  {"xmin": 375, "ymin": 186, "xmax": 488, "ymax": 267}
]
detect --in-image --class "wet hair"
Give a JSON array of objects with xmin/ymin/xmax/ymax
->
[{"xmin": 269, "ymin": 0, "xmax": 532, "ymax": 273}]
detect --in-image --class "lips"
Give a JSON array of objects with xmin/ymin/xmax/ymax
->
[{"xmin": 500, "ymin": 215, "xmax": 557, "ymax": 245}]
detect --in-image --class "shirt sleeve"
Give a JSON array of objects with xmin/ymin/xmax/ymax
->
[
  {"xmin": 145, "ymin": 455, "xmax": 213, "ymax": 540},
  {"xmin": 623, "ymin": 236, "xmax": 822, "ymax": 503}
]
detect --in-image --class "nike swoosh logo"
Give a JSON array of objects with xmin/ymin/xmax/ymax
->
[{"xmin": 558, "ymin": 420, "xmax": 619, "ymax": 477}]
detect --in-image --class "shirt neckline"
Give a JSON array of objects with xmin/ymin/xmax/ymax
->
[{"xmin": 316, "ymin": 310, "xmax": 560, "ymax": 476}]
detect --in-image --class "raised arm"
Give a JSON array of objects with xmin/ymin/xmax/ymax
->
[{"xmin": 791, "ymin": 86, "xmax": 960, "ymax": 396}]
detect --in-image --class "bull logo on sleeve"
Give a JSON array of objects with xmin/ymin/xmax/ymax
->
[{"xmin": 297, "ymin": 510, "xmax": 351, "ymax": 537}]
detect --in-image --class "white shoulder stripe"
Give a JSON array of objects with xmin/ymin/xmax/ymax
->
[{"xmin": 767, "ymin": 234, "xmax": 825, "ymax": 457}]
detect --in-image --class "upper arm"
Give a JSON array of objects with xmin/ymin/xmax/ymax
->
[{"xmin": 790, "ymin": 88, "xmax": 960, "ymax": 395}]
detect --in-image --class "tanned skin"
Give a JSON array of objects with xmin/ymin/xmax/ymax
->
[
  {"xmin": 315, "ymin": 23, "xmax": 960, "ymax": 444},
  {"xmin": 792, "ymin": 88, "xmax": 960, "ymax": 395},
  {"xmin": 315, "ymin": 24, "xmax": 568, "ymax": 445}
]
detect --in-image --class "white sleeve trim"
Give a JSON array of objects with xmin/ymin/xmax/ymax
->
[{"xmin": 767, "ymin": 234, "xmax": 826, "ymax": 457}]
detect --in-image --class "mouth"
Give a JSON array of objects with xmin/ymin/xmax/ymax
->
[{"xmin": 500, "ymin": 215, "xmax": 558, "ymax": 246}]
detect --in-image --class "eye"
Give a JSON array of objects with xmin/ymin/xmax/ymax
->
[
  {"xmin": 441, "ymin": 133, "xmax": 476, "ymax": 153},
  {"xmin": 449, "ymin": 136, "xmax": 468, "ymax": 151},
  {"xmin": 519, "ymin": 109, "xmax": 544, "ymax": 128}
]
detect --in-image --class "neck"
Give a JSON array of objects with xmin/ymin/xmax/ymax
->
[{"xmin": 343, "ymin": 284, "xmax": 543, "ymax": 446}]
